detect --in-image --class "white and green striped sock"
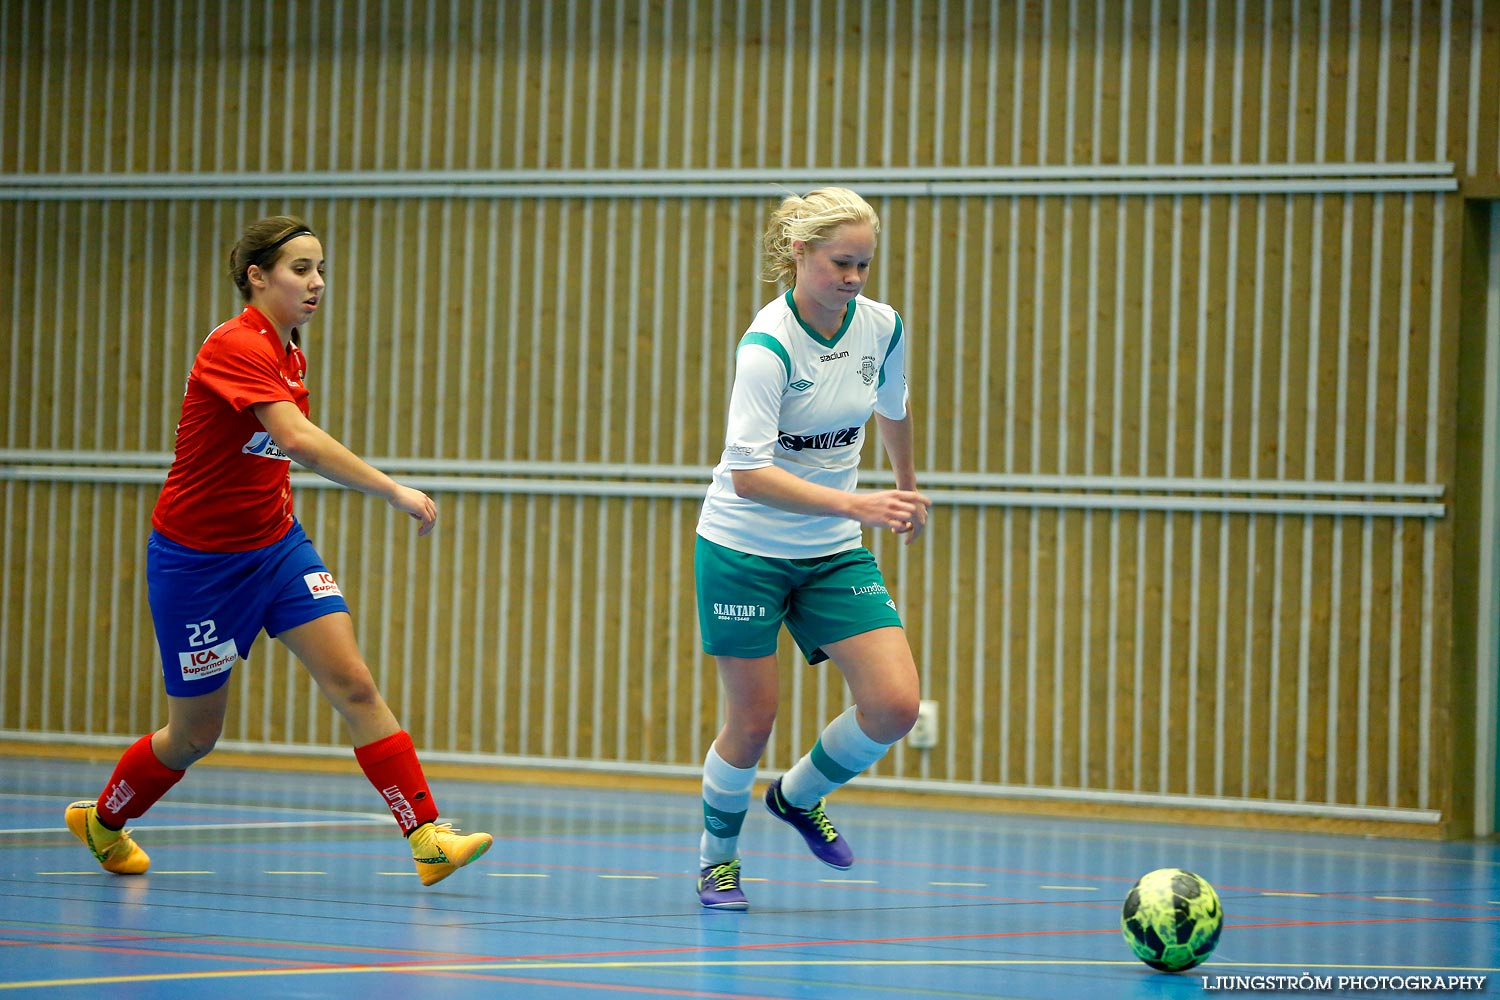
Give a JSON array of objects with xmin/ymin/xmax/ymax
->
[
  {"xmin": 780, "ymin": 706, "xmax": 892, "ymax": 808},
  {"xmin": 699, "ymin": 744, "xmax": 757, "ymax": 867}
]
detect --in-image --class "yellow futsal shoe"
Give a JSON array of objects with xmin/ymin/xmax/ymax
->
[
  {"xmin": 410, "ymin": 821, "xmax": 493, "ymax": 886},
  {"xmin": 65, "ymin": 801, "xmax": 150, "ymax": 875}
]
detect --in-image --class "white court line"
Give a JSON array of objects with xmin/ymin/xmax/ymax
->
[
  {"xmin": 10, "ymin": 792, "xmax": 384, "ymax": 815},
  {"xmin": 3, "ymin": 819, "xmax": 391, "ymax": 836},
  {"xmin": 5, "ymin": 793, "xmax": 391, "ymax": 834}
]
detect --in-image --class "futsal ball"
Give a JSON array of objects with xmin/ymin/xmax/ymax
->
[{"xmin": 1120, "ymin": 868, "xmax": 1223, "ymax": 972}]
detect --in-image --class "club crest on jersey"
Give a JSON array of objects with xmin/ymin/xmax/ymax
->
[
  {"xmin": 861, "ymin": 356, "xmax": 878, "ymax": 385},
  {"xmin": 242, "ymin": 431, "xmax": 292, "ymax": 461}
]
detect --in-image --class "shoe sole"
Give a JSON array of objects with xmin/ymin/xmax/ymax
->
[{"xmin": 700, "ymin": 898, "xmax": 749, "ymax": 911}]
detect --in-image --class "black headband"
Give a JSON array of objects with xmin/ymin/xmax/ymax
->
[{"xmin": 252, "ymin": 228, "xmax": 314, "ymax": 267}]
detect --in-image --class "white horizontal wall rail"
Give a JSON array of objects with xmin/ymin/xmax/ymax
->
[
  {"xmin": 0, "ymin": 163, "xmax": 1459, "ymax": 185},
  {"xmin": 0, "ymin": 450, "xmax": 1447, "ymax": 498},
  {"xmin": 1, "ymin": 456, "xmax": 1447, "ymax": 517},
  {"xmin": 0, "ymin": 163, "xmax": 1459, "ymax": 200}
]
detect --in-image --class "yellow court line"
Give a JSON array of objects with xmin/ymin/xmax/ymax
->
[
  {"xmin": 487, "ymin": 873, "xmax": 549, "ymax": 878},
  {"xmin": 6, "ymin": 958, "xmax": 1499, "ymax": 992},
  {"xmin": 1373, "ymin": 895, "xmax": 1433, "ymax": 902}
]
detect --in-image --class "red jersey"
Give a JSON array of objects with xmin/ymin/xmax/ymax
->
[{"xmin": 152, "ymin": 306, "xmax": 310, "ymax": 551}]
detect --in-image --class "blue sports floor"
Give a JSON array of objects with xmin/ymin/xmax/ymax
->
[{"xmin": 0, "ymin": 753, "xmax": 1496, "ymax": 999}]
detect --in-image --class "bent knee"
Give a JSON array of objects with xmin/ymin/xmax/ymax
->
[
  {"xmin": 861, "ymin": 697, "xmax": 920, "ymax": 743},
  {"xmin": 164, "ymin": 724, "xmax": 221, "ymax": 764},
  {"xmin": 725, "ymin": 716, "xmax": 776, "ymax": 751},
  {"xmin": 325, "ymin": 671, "xmax": 382, "ymax": 712},
  {"xmin": 308, "ymin": 653, "xmax": 377, "ymax": 698}
]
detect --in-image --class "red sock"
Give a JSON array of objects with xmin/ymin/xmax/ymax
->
[
  {"xmin": 95, "ymin": 734, "xmax": 187, "ymax": 828},
  {"xmin": 354, "ymin": 730, "xmax": 439, "ymax": 834}
]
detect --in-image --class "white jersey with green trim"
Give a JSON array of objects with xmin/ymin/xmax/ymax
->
[{"xmin": 697, "ymin": 289, "xmax": 910, "ymax": 559}]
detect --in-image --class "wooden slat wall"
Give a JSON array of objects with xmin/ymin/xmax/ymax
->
[{"xmin": 3, "ymin": 0, "xmax": 1497, "ymax": 830}]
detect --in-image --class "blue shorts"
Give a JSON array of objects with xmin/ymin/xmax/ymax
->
[{"xmin": 146, "ymin": 519, "xmax": 350, "ymax": 697}]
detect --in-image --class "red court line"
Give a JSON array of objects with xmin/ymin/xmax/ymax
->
[
  {"xmin": 0, "ymin": 940, "xmax": 787, "ymax": 999},
  {"xmin": 379, "ymin": 969, "xmax": 788, "ymax": 999},
  {"xmin": 0, "ymin": 928, "xmax": 503, "ymax": 964}
]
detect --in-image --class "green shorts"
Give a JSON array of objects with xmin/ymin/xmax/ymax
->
[{"xmin": 694, "ymin": 534, "xmax": 904, "ymax": 664}]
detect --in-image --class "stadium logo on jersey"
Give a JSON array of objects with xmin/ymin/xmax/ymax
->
[
  {"xmin": 303, "ymin": 572, "xmax": 343, "ymax": 599},
  {"xmin": 713, "ymin": 602, "xmax": 768, "ymax": 622},
  {"xmin": 788, "ymin": 378, "xmax": 814, "ymax": 392},
  {"xmin": 777, "ymin": 426, "xmax": 860, "ymax": 451},
  {"xmin": 178, "ymin": 636, "xmax": 239, "ymax": 681},
  {"xmin": 861, "ymin": 356, "xmax": 878, "ymax": 385},
  {"xmin": 242, "ymin": 431, "xmax": 292, "ymax": 461},
  {"xmin": 820, "ymin": 350, "xmax": 849, "ymax": 362}
]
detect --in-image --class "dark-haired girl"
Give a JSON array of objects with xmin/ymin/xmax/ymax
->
[{"xmin": 67, "ymin": 216, "xmax": 491, "ymax": 887}]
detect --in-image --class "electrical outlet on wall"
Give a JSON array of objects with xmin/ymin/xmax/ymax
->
[{"xmin": 908, "ymin": 699, "xmax": 939, "ymax": 749}]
